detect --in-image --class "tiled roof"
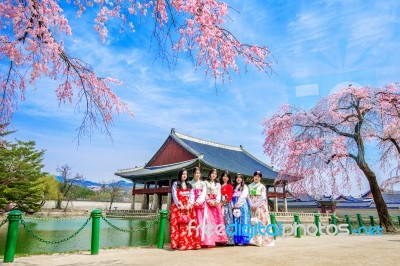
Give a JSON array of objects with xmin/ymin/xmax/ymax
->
[
  {"xmin": 171, "ymin": 130, "xmax": 278, "ymax": 179},
  {"xmin": 115, "ymin": 129, "xmax": 279, "ymax": 183},
  {"xmin": 382, "ymin": 193, "xmax": 400, "ymax": 204},
  {"xmin": 295, "ymin": 194, "xmax": 317, "ymax": 202},
  {"xmin": 336, "ymin": 195, "xmax": 364, "ymax": 202},
  {"xmin": 116, "ymin": 159, "xmax": 198, "ymax": 178}
]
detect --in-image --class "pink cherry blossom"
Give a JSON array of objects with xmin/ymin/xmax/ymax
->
[
  {"xmin": 1, "ymin": 0, "xmax": 273, "ymax": 137},
  {"xmin": 262, "ymin": 85, "xmax": 397, "ymax": 231}
]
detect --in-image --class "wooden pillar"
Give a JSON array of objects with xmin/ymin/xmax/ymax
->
[
  {"xmin": 152, "ymin": 193, "xmax": 159, "ymax": 211},
  {"xmin": 158, "ymin": 194, "xmax": 163, "ymax": 210},
  {"xmin": 273, "ymin": 185, "xmax": 278, "ymax": 212},
  {"xmin": 331, "ymin": 202, "xmax": 336, "ymax": 213},
  {"xmin": 151, "ymin": 180, "xmax": 158, "ymax": 211},
  {"xmin": 167, "ymin": 178, "xmax": 172, "ymax": 210},
  {"xmin": 131, "ymin": 183, "xmax": 136, "ymax": 210},
  {"xmin": 283, "ymin": 182, "xmax": 288, "ymax": 212},
  {"xmin": 141, "ymin": 182, "xmax": 149, "ymax": 210}
]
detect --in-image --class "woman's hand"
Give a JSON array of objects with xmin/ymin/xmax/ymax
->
[{"xmin": 251, "ymin": 206, "xmax": 257, "ymax": 211}]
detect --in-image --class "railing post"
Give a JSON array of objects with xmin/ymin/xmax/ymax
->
[
  {"xmin": 314, "ymin": 213, "xmax": 320, "ymax": 237},
  {"xmin": 356, "ymin": 213, "xmax": 364, "ymax": 233},
  {"xmin": 270, "ymin": 213, "xmax": 277, "ymax": 240},
  {"xmin": 91, "ymin": 209, "xmax": 102, "ymax": 255},
  {"xmin": 3, "ymin": 210, "xmax": 23, "ymax": 263},
  {"xmin": 389, "ymin": 216, "xmax": 394, "ymax": 226},
  {"xmin": 330, "ymin": 214, "xmax": 337, "ymax": 225},
  {"xmin": 345, "ymin": 214, "xmax": 352, "ymax": 235},
  {"xmin": 330, "ymin": 214, "xmax": 337, "ymax": 235},
  {"xmin": 369, "ymin": 215, "xmax": 375, "ymax": 227},
  {"xmin": 294, "ymin": 213, "xmax": 301, "ymax": 238},
  {"xmin": 157, "ymin": 210, "xmax": 168, "ymax": 249}
]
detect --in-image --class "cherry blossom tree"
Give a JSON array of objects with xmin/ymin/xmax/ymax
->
[
  {"xmin": 262, "ymin": 85, "xmax": 396, "ymax": 231},
  {"xmin": 0, "ymin": 0, "xmax": 273, "ymax": 137},
  {"xmin": 376, "ymin": 83, "xmax": 400, "ymax": 167}
]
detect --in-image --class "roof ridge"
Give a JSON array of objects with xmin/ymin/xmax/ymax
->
[
  {"xmin": 116, "ymin": 165, "xmax": 144, "ymax": 174},
  {"xmin": 174, "ymin": 130, "xmax": 242, "ymax": 151},
  {"xmin": 148, "ymin": 158, "xmax": 199, "ymax": 169},
  {"xmin": 240, "ymin": 147, "xmax": 276, "ymax": 172}
]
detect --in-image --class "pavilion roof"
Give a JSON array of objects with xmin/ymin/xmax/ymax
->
[
  {"xmin": 115, "ymin": 129, "xmax": 278, "ymax": 183},
  {"xmin": 170, "ymin": 130, "xmax": 278, "ymax": 180}
]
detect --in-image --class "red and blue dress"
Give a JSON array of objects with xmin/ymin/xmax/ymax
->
[{"xmin": 170, "ymin": 182, "xmax": 201, "ymax": 250}]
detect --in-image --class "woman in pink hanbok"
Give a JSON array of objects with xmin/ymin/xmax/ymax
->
[
  {"xmin": 189, "ymin": 167, "xmax": 207, "ymax": 241},
  {"xmin": 202, "ymin": 168, "xmax": 228, "ymax": 247}
]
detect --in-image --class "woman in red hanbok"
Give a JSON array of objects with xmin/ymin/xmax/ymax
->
[
  {"xmin": 202, "ymin": 168, "xmax": 228, "ymax": 247},
  {"xmin": 220, "ymin": 171, "xmax": 234, "ymax": 245},
  {"xmin": 170, "ymin": 168, "xmax": 201, "ymax": 250}
]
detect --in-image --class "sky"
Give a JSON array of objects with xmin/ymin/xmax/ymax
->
[{"xmin": 4, "ymin": 0, "xmax": 400, "ymax": 196}]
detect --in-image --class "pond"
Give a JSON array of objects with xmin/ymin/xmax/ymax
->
[{"xmin": 0, "ymin": 216, "xmax": 170, "ymax": 256}]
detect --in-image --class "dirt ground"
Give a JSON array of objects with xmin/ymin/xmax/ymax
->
[{"xmin": 3, "ymin": 234, "xmax": 399, "ymax": 266}]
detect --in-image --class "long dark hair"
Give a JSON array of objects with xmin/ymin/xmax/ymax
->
[
  {"xmin": 234, "ymin": 173, "xmax": 245, "ymax": 191},
  {"xmin": 207, "ymin": 168, "xmax": 218, "ymax": 183},
  {"xmin": 177, "ymin": 168, "xmax": 192, "ymax": 189},
  {"xmin": 220, "ymin": 170, "xmax": 231, "ymax": 185}
]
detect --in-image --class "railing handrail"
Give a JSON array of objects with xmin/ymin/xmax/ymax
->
[{"xmin": 271, "ymin": 212, "xmax": 331, "ymax": 217}]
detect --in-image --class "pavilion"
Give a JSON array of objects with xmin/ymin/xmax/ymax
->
[{"xmin": 115, "ymin": 128, "xmax": 288, "ymax": 211}]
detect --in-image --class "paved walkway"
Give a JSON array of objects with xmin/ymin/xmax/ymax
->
[{"xmin": 3, "ymin": 234, "xmax": 399, "ymax": 266}]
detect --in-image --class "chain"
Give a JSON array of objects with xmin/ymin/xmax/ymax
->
[
  {"xmin": 101, "ymin": 214, "xmax": 160, "ymax": 233},
  {"xmin": 104, "ymin": 215, "xmax": 159, "ymax": 219},
  {"xmin": 0, "ymin": 218, "xmax": 7, "ymax": 228},
  {"xmin": 128, "ymin": 241, "xmax": 154, "ymax": 246},
  {"xmin": 20, "ymin": 217, "xmax": 91, "ymax": 244},
  {"xmin": 24, "ymin": 216, "xmax": 90, "ymax": 221}
]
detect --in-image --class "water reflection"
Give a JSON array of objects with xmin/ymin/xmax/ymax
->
[{"xmin": 0, "ymin": 217, "xmax": 170, "ymax": 256}]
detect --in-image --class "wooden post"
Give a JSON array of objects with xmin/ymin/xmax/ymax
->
[
  {"xmin": 273, "ymin": 185, "xmax": 278, "ymax": 212},
  {"xmin": 151, "ymin": 180, "xmax": 159, "ymax": 211},
  {"xmin": 141, "ymin": 181, "xmax": 149, "ymax": 210},
  {"xmin": 158, "ymin": 194, "xmax": 163, "ymax": 210},
  {"xmin": 331, "ymin": 202, "xmax": 336, "ymax": 213},
  {"xmin": 131, "ymin": 183, "xmax": 136, "ymax": 210},
  {"xmin": 167, "ymin": 178, "xmax": 172, "ymax": 210},
  {"xmin": 283, "ymin": 182, "xmax": 288, "ymax": 212},
  {"xmin": 152, "ymin": 193, "xmax": 159, "ymax": 211}
]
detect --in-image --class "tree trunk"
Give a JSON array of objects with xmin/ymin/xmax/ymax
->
[
  {"xmin": 358, "ymin": 162, "xmax": 397, "ymax": 232},
  {"xmin": 56, "ymin": 194, "xmax": 62, "ymax": 209},
  {"xmin": 109, "ymin": 196, "xmax": 114, "ymax": 211}
]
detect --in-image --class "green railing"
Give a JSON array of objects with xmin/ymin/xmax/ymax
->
[
  {"xmin": 268, "ymin": 212, "xmax": 400, "ymax": 238},
  {"xmin": 1, "ymin": 209, "xmax": 169, "ymax": 263}
]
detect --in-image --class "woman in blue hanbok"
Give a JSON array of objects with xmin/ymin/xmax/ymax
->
[{"xmin": 231, "ymin": 173, "xmax": 251, "ymax": 245}]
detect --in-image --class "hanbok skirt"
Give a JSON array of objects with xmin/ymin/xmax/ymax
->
[{"xmin": 231, "ymin": 196, "xmax": 251, "ymax": 245}]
